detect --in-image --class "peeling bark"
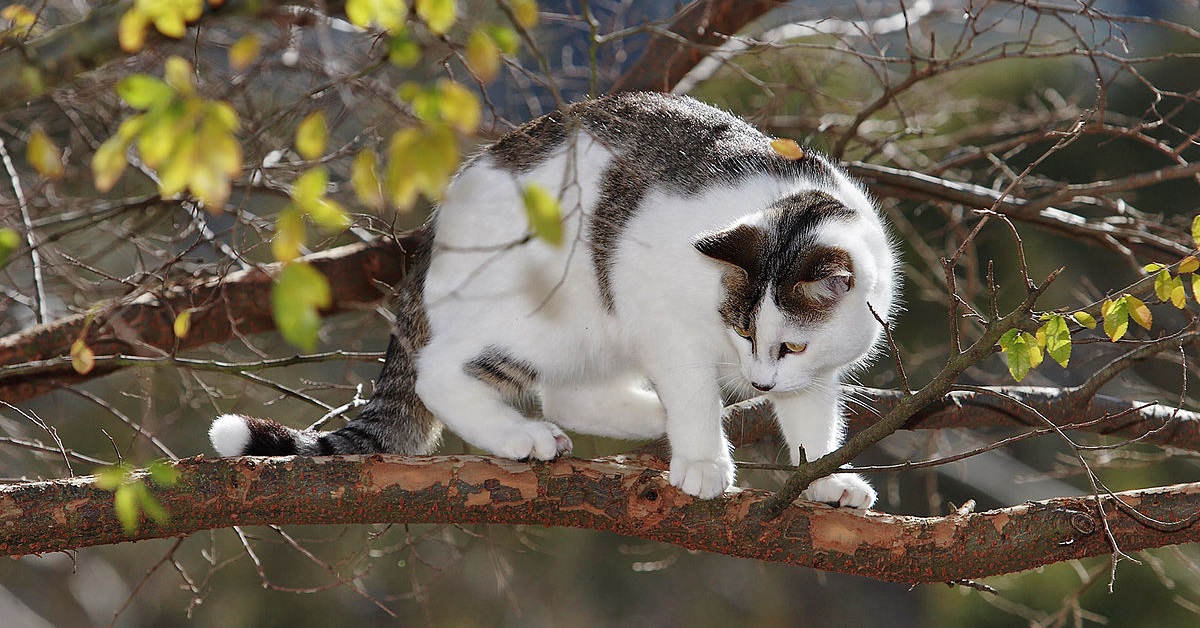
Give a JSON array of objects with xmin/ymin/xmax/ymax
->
[{"xmin": 3, "ymin": 455, "xmax": 1198, "ymax": 583}]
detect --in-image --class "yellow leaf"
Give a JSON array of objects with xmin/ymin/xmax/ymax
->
[
  {"xmin": 1180, "ymin": 256, "xmax": 1199, "ymax": 274},
  {"xmin": 510, "ymin": 0, "xmax": 538, "ymax": 29},
  {"xmin": 92, "ymin": 137, "xmax": 129, "ymax": 192},
  {"xmin": 1193, "ymin": 215, "xmax": 1200, "ymax": 250},
  {"xmin": 295, "ymin": 112, "xmax": 328, "ymax": 161},
  {"xmin": 438, "ymin": 80, "xmax": 480, "ymax": 133},
  {"xmin": 118, "ymin": 9, "xmax": 150, "ymax": 53},
  {"xmin": 347, "ymin": 0, "xmax": 409, "ymax": 32},
  {"xmin": 1193, "ymin": 274, "xmax": 1200, "ymax": 303},
  {"xmin": 1071, "ymin": 311, "xmax": 1097, "ymax": 329},
  {"xmin": 157, "ymin": 134, "xmax": 197, "ymax": 197},
  {"xmin": 1125, "ymin": 294, "xmax": 1152, "ymax": 330},
  {"xmin": 523, "ymin": 182, "xmax": 562, "ymax": 245},
  {"xmin": 190, "ymin": 163, "xmax": 232, "ymax": 210},
  {"xmin": 770, "ymin": 138, "xmax": 805, "ymax": 160},
  {"xmin": 351, "ymin": 150, "xmax": 384, "ymax": 211},
  {"xmin": 70, "ymin": 339, "xmax": 95, "ymax": 375},
  {"xmin": 163, "ymin": 56, "xmax": 195, "ymax": 96},
  {"xmin": 1171, "ymin": 283, "xmax": 1187, "ymax": 309},
  {"xmin": 173, "ymin": 310, "xmax": 192, "ymax": 339},
  {"xmin": 272, "ymin": 209, "xmax": 306, "ymax": 262},
  {"xmin": 229, "ymin": 34, "xmax": 260, "ymax": 70},
  {"xmin": 292, "ymin": 166, "xmax": 329, "ymax": 206},
  {"xmin": 416, "ymin": 0, "xmax": 456, "ymax": 35},
  {"xmin": 1101, "ymin": 297, "xmax": 1129, "ymax": 342},
  {"xmin": 26, "ymin": 127, "xmax": 64, "ymax": 179},
  {"xmin": 466, "ymin": 29, "xmax": 501, "ymax": 83}
]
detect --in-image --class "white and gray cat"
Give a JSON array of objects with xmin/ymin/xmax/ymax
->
[{"xmin": 210, "ymin": 92, "xmax": 898, "ymax": 508}]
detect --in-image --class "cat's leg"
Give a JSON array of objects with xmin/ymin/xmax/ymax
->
[
  {"xmin": 541, "ymin": 376, "xmax": 667, "ymax": 439},
  {"xmin": 771, "ymin": 378, "xmax": 876, "ymax": 509},
  {"xmin": 415, "ymin": 346, "xmax": 572, "ymax": 461},
  {"xmin": 636, "ymin": 352, "xmax": 733, "ymax": 499}
]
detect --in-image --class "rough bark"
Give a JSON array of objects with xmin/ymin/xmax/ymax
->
[{"xmin": 3, "ymin": 455, "xmax": 1198, "ymax": 583}]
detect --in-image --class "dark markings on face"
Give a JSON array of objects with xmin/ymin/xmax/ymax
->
[
  {"xmin": 464, "ymin": 346, "xmax": 539, "ymax": 397},
  {"xmin": 695, "ymin": 190, "xmax": 857, "ymax": 336},
  {"xmin": 484, "ymin": 92, "xmax": 840, "ymax": 310}
]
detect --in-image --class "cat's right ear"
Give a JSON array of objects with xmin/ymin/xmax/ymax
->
[{"xmin": 694, "ymin": 223, "xmax": 764, "ymax": 277}]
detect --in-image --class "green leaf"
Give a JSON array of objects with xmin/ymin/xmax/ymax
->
[
  {"xmin": 114, "ymin": 484, "xmax": 140, "ymax": 534},
  {"xmin": 0, "ymin": 228, "xmax": 19, "ymax": 267},
  {"xmin": 116, "ymin": 74, "xmax": 174, "ymax": 110},
  {"xmin": 272, "ymin": 261, "xmax": 332, "ymax": 351},
  {"xmin": 1193, "ymin": 274, "xmax": 1200, "ymax": 304},
  {"xmin": 136, "ymin": 485, "xmax": 169, "ymax": 524},
  {"xmin": 94, "ymin": 465, "xmax": 130, "ymax": 491},
  {"xmin": 1101, "ymin": 297, "xmax": 1129, "ymax": 342},
  {"xmin": 998, "ymin": 329, "xmax": 1043, "ymax": 382},
  {"xmin": 295, "ymin": 111, "xmax": 328, "ymax": 161},
  {"xmin": 163, "ymin": 56, "xmax": 195, "ymax": 96},
  {"xmin": 1193, "ymin": 215, "xmax": 1200, "ymax": 250},
  {"xmin": 272, "ymin": 208, "xmax": 306, "ymax": 262},
  {"xmin": 486, "ymin": 24, "xmax": 520, "ymax": 54},
  {"xmin": 147, "ymin": 460, "xmax": 180, "ymax": 486},
  {"xmin": 1039, "ymin": 313, "xmax": 1071, "ymax": 367},
  {"xmin": 1071, "ymin": 311, "xmax": 1097, "ymax": 329},
  {"xmin": 387, "ymin": 30, "xmax": 421, "ymax": 67},
  {"xmin": 523, "ymin": 183, "xmax": 562, "ymax": 246},
  {"xmin": 292, "ymin": 166, "xmax": 329, "ymax": 206},
  {"xmin": 1154, "ymin": 269, "xmax": 1173, "ymax": 302}
]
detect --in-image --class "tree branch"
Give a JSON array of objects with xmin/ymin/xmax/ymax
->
[
  {"xmin": 3, "ymin": 455, "xmax": 1198, "ymax": 583},
  {"xmin": 0, "ymin": 231, "xmax": 426, "ymax": 403},
  {"xmin": 610, "ymin": 0, "xmax": 783, "ymax": 93}
]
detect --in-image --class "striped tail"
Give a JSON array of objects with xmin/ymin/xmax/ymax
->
[{"xmin": 209, "ymin": 231, "xmax": 441, "ymax": 457}]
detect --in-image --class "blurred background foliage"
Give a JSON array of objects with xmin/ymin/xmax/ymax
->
[{"xmin": 2, "ymin": 0, "xmax": 1200, "ymax": 625}]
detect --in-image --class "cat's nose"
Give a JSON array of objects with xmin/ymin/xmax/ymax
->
[{"xmin": 751, "ymin": 381, "xmax": 774, "ymax": 392}]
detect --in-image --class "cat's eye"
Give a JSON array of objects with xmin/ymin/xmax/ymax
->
[
  {"xmin": 734, "ymin": 326, "xmax": 754, "ymax": 340},
  {"xmin": 780, "ymin": 341, "xmax": 807, "ymax": 355}
]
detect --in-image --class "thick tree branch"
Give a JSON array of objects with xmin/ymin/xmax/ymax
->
[
  {"xmin": 610, "ymin": 0, "xmax": 783, "ymax": 93},
  {"xmin": 3, "ymin": 455, "xmax": 1198, "ymax": 583},
  {"xmin": 0, "ymin": 231, "xmax": 426, "ymax": 402}
]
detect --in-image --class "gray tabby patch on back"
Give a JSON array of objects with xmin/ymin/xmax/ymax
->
[{"xmin": 489, "ymin": 92, "xmax": 838, "ymax": 309}]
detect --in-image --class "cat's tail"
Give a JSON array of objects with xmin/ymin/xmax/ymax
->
[{"xmin": 209, "ymin": 230, "xmax": 442, "ymax": 457}]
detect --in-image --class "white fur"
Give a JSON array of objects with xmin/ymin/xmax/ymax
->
[
  {"xmin": 210, "ymin": 414, "xmax": 252, "ymax": 457},
  {"xmin": 417, "ymin": 135, "xmax": 896, "ymax": 506}
]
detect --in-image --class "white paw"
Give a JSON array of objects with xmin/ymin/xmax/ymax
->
[
  {"xmin": 493, "ymin": 422, "xmax": 573, "ymax": 461},
  {"xmin": 803, "ymin": 473, "xmax": 876, "ymax": 509},
  {"xmin": 669, "ymin": 456, "xmax": 735, "ymax": 499}
]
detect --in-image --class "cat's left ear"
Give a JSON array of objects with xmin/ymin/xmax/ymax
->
[
  {"xmin": 794, "ymin": 248, "xmax": 854, "ymax": 303},
  {"xmin": 694, "ymin": 223, "xmax": 764, "ymax": 277}
]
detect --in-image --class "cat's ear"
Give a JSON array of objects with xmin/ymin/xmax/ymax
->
[
  {"xmin": 794, "ymin": 248, "xmax": 854, "ymax": 303},
  {"xmin": 693, "ymin": 223, "xmax": 764, "ymax": 277}
]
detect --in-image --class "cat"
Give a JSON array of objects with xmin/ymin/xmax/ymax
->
[{"xmin": 210, "ymin": 91, "xmax": 898, "ymax": 508}]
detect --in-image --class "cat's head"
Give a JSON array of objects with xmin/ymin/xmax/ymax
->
[{"xmin": 694, "ymin": 190, "xmax": 883, "ymax": 393}]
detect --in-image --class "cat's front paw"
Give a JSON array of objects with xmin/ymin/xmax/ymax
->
[
  {"xmin": 803, "ymin": 473, "xmax": 876, "ymax": 509},
  {"xmin": 494, "ymin": 422, "xmax": 573, "ymax": 461},
  {"xmin": 669, "ymin": 456, "xmax": 735, "ymax": 499}
]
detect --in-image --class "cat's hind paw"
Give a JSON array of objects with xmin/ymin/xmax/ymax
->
[
  {"xmin": 803, "ymin": 473, "xmax": 876, "ymax": 509},
  {"xmin": 494, "ymin": 422, "xmax": 573, "ymax": 461},
  {"xmin": 669, "ymin": 456, "xmax": 735, "ymax": 499}
]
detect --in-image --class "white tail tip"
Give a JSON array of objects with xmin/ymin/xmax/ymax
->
[{"xmin": 210, "ymin": 414, "xmax": 251, "ymax": 456}]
